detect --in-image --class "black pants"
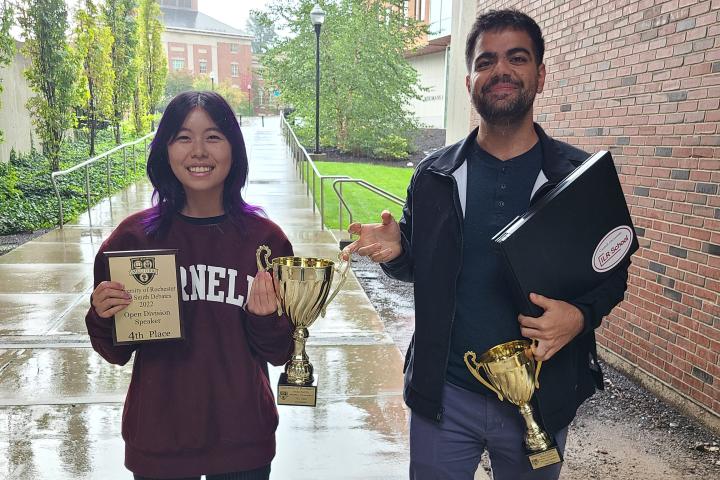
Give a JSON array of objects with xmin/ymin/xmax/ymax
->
[{"xmin": 133, "ymin": 464, "xmax": 271, "ymax": 480}]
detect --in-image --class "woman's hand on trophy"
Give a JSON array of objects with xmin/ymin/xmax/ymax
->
[
  {"xmin": 342, "ymin": 209, "xmax": 403, "ymax": 263},
  {"xmin": 92, "ymin": 281, "xmax": 132, "ymax": 318},
  {"xmin": 247, "ymin": 271, "xmax": 279, "ymax": 316},
  {"xmin": 518, "ymin": 293, "xmax": 584, "ymax": 361}
]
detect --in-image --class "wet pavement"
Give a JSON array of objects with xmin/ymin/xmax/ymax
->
[{"xmin": 0, "ymin": 117, "xmax": 410, "ymax": 479}]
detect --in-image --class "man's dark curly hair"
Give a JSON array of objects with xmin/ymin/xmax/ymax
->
[{"xmin": 465, "ymin": 9, "xmax": 545, "ymax": 72}]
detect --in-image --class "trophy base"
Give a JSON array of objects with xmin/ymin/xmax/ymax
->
[
  {"xmin": 277, "ymin": 373, "xmax": 317, "ymax": 407},
  {"xmin": 527, "ymin": 444, "xmax": 563, "ymax": 469}
]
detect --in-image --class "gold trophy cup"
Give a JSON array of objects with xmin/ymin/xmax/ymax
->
[
  {"xmin": 256, "ymin": 245, "xmax": 348, "ymax": 406},
  {"xmin": 464, "ymin": 340, "xmax": 563, "ymax": 469}
]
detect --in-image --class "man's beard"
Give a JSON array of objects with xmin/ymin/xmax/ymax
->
[{"xmin": 472, "ymin": 75, "xmax": 536, "ymax": 125}]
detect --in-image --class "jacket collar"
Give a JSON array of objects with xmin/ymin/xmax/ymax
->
[{"xmin": 427, "ymin": 123, "xmax": 579, "ymax": 181}]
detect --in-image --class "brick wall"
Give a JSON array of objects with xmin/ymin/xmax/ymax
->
[
  {"xmin": 192, "ymin": 44, "xmax": 212, "ymax": 75},
  {"xmin": 217, "ymin": 42, "xmax": 253, "ymax": 95},
  {"xmin": 471, "ymin": 0, "xmax": 719, "ymax": 423},
  {"xmin": 167, "ymin": 42, "xmax": 188, "ymax": 72}
]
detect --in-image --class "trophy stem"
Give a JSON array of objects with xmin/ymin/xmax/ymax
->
[
  {"xmin": 286, "ymin": 327, "xmax": 313, "ymax": 385},
  {"xmin": 519, "ymin": 403, "xmax": 552, "ymax": 452}
]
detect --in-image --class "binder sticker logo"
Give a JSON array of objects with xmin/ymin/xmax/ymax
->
[
  {"xmin": 130, "ymin": 257, "xmax": 158, "ymax": 285},
  {"xmin": 593, "ymin": 226, "xmax": 634, "ymax": 273}
]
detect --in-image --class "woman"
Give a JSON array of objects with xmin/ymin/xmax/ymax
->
[{"xmin": 86, "ymin": 91, "xmax": 293, "ymax": 480}]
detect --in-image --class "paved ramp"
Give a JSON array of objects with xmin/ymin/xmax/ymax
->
[{"xmin": 0, "ymin": 116, "xmax": 409, "ymax": 479}]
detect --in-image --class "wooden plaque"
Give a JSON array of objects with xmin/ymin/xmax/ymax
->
[{"xmin": 105, "ymin": 249, "xmax": 184, "ymax": 345}]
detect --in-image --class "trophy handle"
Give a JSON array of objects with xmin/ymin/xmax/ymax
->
[
  {"xmin": 320, "ymin": 252, "xmax": 350, "ymax": 317},
  {"xmin": 530, "ymin": 340, "xmax": 541, "ymax": 389},
  {"xmin": 463, "ymin": 351, "xmax": 504, "ymax": 401},
  {"xmin": 256, "ymin": 245, "xmax": 271, "ymax": 272},
  {"xmin": 255, "ymin": 245, "xmax": 283, "ymax": 316}
]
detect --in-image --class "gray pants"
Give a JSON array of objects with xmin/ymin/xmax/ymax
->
[{"xmin": 409, "ymin": 382, "xmax": 568, "ymax": 480}]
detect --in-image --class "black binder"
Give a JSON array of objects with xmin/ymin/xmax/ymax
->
[{"xmin": 492, "ymin": 151, "xmax": 639, "ymax": 317}]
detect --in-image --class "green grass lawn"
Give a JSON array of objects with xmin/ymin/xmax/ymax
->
[{"xmin": 312, "ymin": 162, "xmax": 413, "ymax": 230}]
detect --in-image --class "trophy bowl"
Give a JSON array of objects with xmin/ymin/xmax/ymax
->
[
  {"xmin": 465, "ymin": 339, "xmax": 563, "ymax": 469},
  {"xmin": 257, "ymin": 245, "xmax": 348, "ymax": 406}
]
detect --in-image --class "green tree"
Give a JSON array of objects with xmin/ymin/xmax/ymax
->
[
  {"xmin": 165, "ymin": 70, "xmax": 194, "ymax": 97},
  {"xmin": 247, "ymin": 9, "xmax": 278, "ymax": 54},
  {"xmin": 161, "ymin": 69, "xmax": 194, "ymax": 109},
  {"xmin": 216, "ymin": 81, "xmax": 251, "ymax": 116},
  {"xmin": 18, "ymin": 0, "xmax": 80, "ymax": 171},
  {"xmin": 0, "ymin": 2, "xmax": 15, "ymax": 145},
  {"xmin": 192, "ymin": 74, "xmax": 213, "ymax": 92},
  {"xmin": 262, "ymin": 0, "xmax": 425, "ymax": 157},
  {"xmin": 74, "ymin": 0, "xmax": 115, "ymax": 156},
  {"xmin": 136, "ymin": 0, "xmax": 167, "ymax": 130},
  {"xmin": 103, "ymin": 0, "xmax": 138, "ymax": 144}
]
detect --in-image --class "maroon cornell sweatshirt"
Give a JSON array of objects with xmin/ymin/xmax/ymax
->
[{"xmin": 85, "ymin": 210, "xmax": 294, "ymax": 478}]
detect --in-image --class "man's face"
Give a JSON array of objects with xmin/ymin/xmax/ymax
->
[{"xmin": 465, "ymin": 29, "xmax": 546, "ymax": 125}]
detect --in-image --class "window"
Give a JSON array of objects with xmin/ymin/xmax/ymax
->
[
  {"xmin": 428, "ymin": 0, "xmax": 451, "ymax": 39},
  {"xmin": 172, "ymin": 58, "xmax": 185, "ymax": 71},
  {"xmin": 199, "ymin": 59, "xmax": 207, "ymax": 74},
  {"xmin": 231, "ymin": 63, "xmax": 239, "ymax": 77},
  {"xmin": 230, "ymin": 44, "xmax": 239, "ymax": 53}
]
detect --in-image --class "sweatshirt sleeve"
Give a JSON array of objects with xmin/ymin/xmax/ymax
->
[
  {"xmin": 84, "ymin": 232, "xmax": 138, "ymax": 366},
  {"xmin": 244, "ymin": 231, "xmax": 294, "ymax": 366}
]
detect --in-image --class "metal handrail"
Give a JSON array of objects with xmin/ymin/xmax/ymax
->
[
  {"xmin": 331, "ymin": 178, "xmax": 404, "ymax": 229},
  {"xmin": 280, "ymin": 114, "xmax": 348, "ymax": 230},
  {"xmin": 280, "ymin": 114, "xmax": 407, "ymax": 231},
  {"xmin": 50, "ymin": 131, "xmax": 155, "ymax": 228}
]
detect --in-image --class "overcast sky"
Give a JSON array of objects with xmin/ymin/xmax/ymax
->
[{"xmin": 194, "ymin": 0, "xmax": 273, "ymax": 31}]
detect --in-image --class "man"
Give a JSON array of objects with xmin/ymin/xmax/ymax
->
[{"xmin": 343, "ymin": 9, "xmax": 630, "ymax": 480}]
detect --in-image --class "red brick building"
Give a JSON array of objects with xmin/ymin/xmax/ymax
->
[
  {"xmin": 159, "ymin": 0, "xmax": 254, "ymax": 99},
  {"xmin": 446, "ymin": 0, "xmax": 719, "ymax": 431}
]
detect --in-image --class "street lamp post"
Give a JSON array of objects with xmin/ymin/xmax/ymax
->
[
  {"xmin": 310, "ymin": 4, "xmax": 325, "ymax": 154},
  {"xmin": 209, "ymin": 71, "xmax": 216, "ymax": 91}
]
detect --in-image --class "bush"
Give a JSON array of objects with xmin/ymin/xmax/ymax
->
[
  {"xmin": 0, "ymin": 127, "xmax": 149, "ymax": 235},
  {"xmin": 371, "ymin": 134, "xmax": 410, "ymax": 161},
  {"xmin": 0, "ymin": 161, "xmax": 21, "ymax": 203}
]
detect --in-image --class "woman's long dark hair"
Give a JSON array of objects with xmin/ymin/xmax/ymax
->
[{"xmin": 143, "ymin": 91, "xmax": 263, "ymax": 237}]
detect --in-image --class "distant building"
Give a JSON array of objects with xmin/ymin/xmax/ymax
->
[
  {"xmin": 159, "ymin": 0, "xmax": 254, "ymax": 100},
  {"xmin": 404, "ymin": 0, "xmax": 453, "ymax": 129}
]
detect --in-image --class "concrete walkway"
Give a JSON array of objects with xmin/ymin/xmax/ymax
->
[{"xmin": 0, "ymin": 117, "xmax": 409, "ymax": 479}]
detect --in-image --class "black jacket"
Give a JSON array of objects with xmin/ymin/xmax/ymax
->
[{"xmin": 382, "ymin": 124, "xmax": 630, "ymax": 433}]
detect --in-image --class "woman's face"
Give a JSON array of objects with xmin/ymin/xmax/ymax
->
[{"xmin": 167, "ymin": 107, "xmax": 232, "ymax": 202}]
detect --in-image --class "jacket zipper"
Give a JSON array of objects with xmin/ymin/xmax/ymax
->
[{"xmin": 430, "ymin": 169, "xmax": 465, "ymax": 421}]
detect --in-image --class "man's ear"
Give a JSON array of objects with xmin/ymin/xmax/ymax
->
[
  {"xmin": 465, "ymin": 74, "xmax": 471, "ymax": 95},
  {"xmin": 537, "ymin": 63, "xmax": 546, "ymax": 94}
]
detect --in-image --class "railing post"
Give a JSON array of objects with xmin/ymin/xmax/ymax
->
[
  {"xmin": 339, "ymin": 182, "xmax": 344, "ymax": 229},
  {"xmin": 312, "ymin": 171, "xmax": 316, "ymax": 213},
  {"xmin": 85, "ymin": 165, "xmax": 92, "ymax": 226},
  {"xmin": 123, "ymin": 148, "xmax": 127, "ymax": 178},
  {"xmin": 320, "ymin": 179, "xmax": 325, "ymax": 230},
  {"xmin": 106, "ymin": 154, "xmax": 112, "ymax": 197},
  {"xmin": 51, "ymin": 175, "xmax": 64, "ymax": 229}
]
